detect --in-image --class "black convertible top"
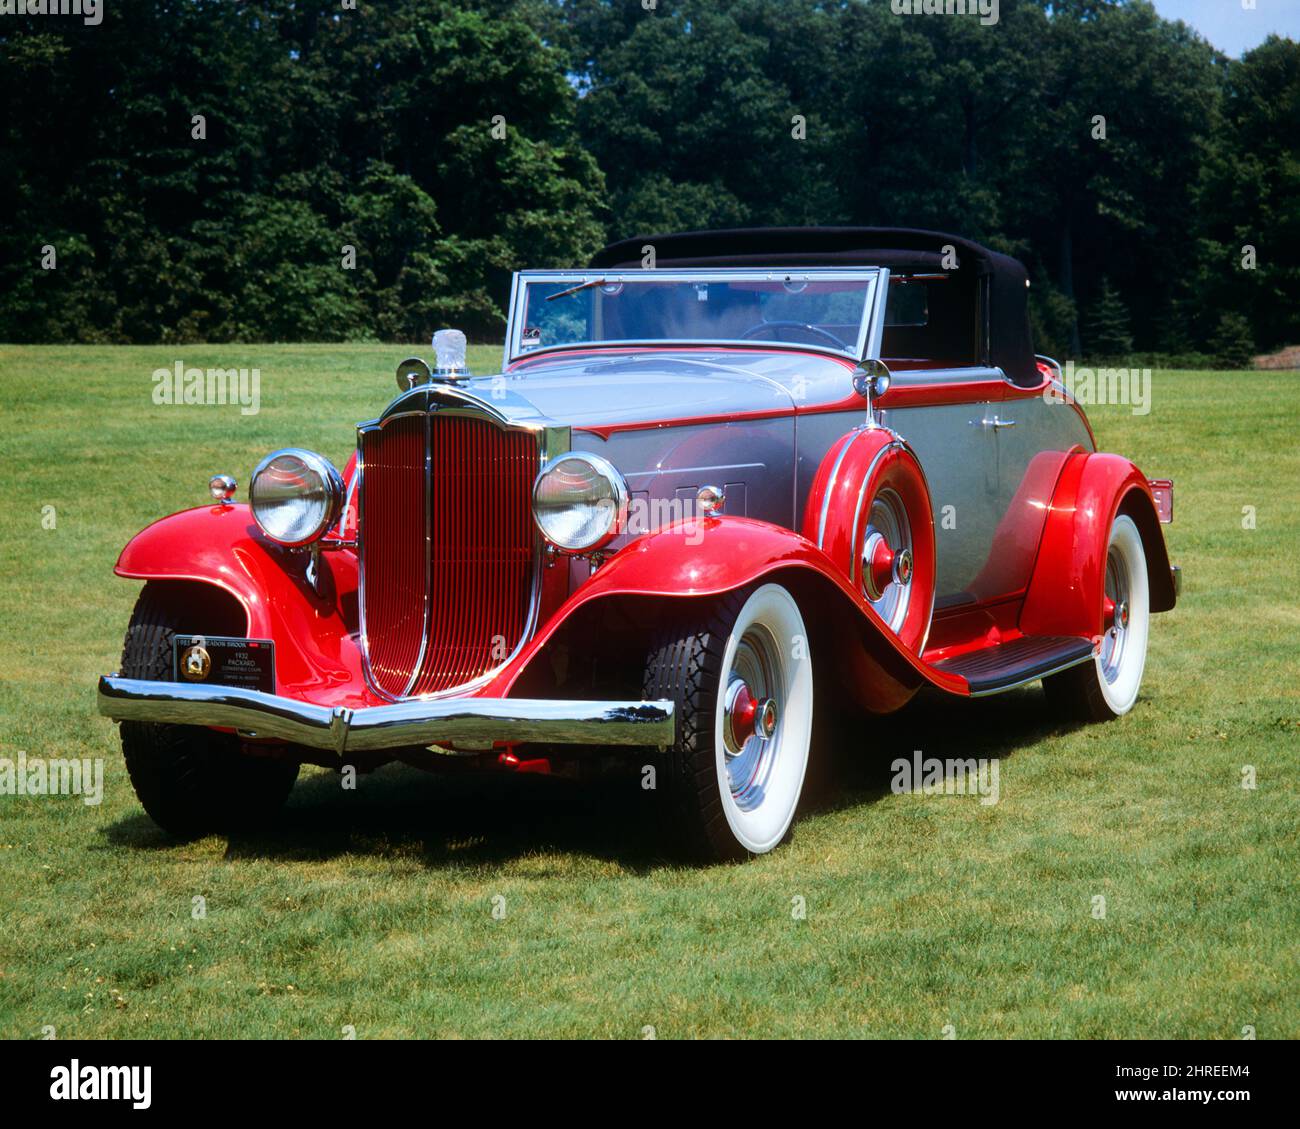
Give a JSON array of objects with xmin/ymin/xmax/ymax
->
[{"xmin": 591, "ymin": 227, "xmax": 1036, "ymax": 384}]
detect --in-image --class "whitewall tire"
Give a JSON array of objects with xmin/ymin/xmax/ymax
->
[
  {"xmin": 644, "ymin": 582, "xmax": 814, "ymax": 860},
  {"xmin": 1044, "ymin": 513, "xmax": 1150, "ymax": 720}
]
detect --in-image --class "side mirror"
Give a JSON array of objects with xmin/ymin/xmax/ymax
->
[
  {"xmin": 396, "ymin": 356, "xmax": 432, "ymax": 392},
  {"xmin": 851, "ymin": 358, "xmax": 892, "ymax": 402}
]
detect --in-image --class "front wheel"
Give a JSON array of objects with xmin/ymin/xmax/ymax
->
[
  {"xmin": 1043, "ymin": 513, "xmax": 1151, "ymax": 720},
  {"xmin": 118, "ymin": 583, "xmax": 299, "ymax": 837},
  {"xmin": 644, "ymin": 583, "xmax": 814, "ymax": 861}
]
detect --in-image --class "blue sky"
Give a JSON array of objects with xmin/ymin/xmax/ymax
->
[{"xmin": 1150, "ymin": 0, "xmax": 1300, "ymax": 57}]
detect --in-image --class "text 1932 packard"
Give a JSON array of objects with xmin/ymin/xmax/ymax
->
[{"xmin": 97, "ymin": 228, "xmax": 1179, "ymax": 860}]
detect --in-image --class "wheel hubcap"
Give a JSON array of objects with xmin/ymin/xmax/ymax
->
[
  {"xmin": 859, "ymin": 488, "xmax": 913, "ymax": 633},
  {"xmin": 1100, "ymin": 550, "xmax": 1131, "ymax": 684},
  {"xmin": 722, "ymin": 628, "xmax": 784, "ymax": 812},
  {"xmin": 862, "ymin": 532, "xmax": 894, "ymax": 601}
]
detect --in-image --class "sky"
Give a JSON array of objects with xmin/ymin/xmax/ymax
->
[{"xmin": 1150, "ymin": 0, "xmax": 1300, "ymax": 57}]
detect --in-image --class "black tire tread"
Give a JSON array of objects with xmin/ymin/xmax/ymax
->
[
  {"xmin": 643, "ymin": 588, "xmax": 754, "ymax": 862},
  {"xmin": 118, "ymin": 583, "xmax": 298, "ymax": 837}
]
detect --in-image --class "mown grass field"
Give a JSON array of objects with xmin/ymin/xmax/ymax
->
[{"xmin": 0, "ymin": 345, "xmax": 1296, "ymax": 1039}]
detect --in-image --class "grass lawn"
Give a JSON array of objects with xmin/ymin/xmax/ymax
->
[{"xmin": 0, "ymin": 344, "xmax": 1296, "ymax": 1039}]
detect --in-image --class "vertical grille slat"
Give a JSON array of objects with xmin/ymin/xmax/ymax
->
[{"xmin": 359, "ymin": 411, "xmax": 537, "ymax": 700}]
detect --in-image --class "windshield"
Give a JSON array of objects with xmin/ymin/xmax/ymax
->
[{"xmin": 506, "ymin": 269, "xmax": 883, "ymax": 362}]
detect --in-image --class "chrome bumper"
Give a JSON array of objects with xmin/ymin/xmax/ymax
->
[{"xmin": 97, "ymin": 675, "xmax": 674, "ymax": 756}]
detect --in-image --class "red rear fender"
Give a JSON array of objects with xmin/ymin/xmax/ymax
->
[{"xmin": 1019, "ymin": 453, "xmax": 1176, "ymax": 640}]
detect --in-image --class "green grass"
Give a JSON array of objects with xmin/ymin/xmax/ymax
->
[{"xmin": 0, "ymin": 345, "xmax": 1296, "ymax": 1039}]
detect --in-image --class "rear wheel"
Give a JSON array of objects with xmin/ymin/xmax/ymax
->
[
  {"xmin": 644, "ymin": 583, "xmax": 813, "ymax": 861},
  {"xmin": 118, "ymin": 583, "xmax": 298, "ymax": 837},
  {"xmin": 1043, "ymin": 514, "xmax": 1150, "ymax": 720}
]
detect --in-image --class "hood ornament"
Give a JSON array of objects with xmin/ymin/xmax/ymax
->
[
  {"xmin": 433, "ymin": 328, "xmax": 470, "ymax": 381},
  {"xmin": 394, "ymin": 328, "xmax": 471, "ymax": 392}
]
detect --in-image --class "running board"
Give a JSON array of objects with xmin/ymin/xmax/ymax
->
[{"xmin": 930, "ymin": 635, "xmax": 1096, "ymax": 697}]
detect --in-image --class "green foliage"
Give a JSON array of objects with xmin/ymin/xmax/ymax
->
[
  {"xmin": 1208, "ymin": 311, "xmax": 1255, "ymax": 370},
  {"xmin": 1194, "ymin": 35, "xmax": 1300, "ymax": 356},
  {"xmin": 0, "ymin": 2, "xmax": 1297, "ymax": 350},
  {"xmin": 1028, "ymin": 275, "xmax": 1078, "ymax": 361},
  {"xmin": 1085, "ymin": 278, "xmax": 1134, "ymax": 358},
  {"xmin": 0, "ymin": 1, "xmax": 605, "ymax": 343}
]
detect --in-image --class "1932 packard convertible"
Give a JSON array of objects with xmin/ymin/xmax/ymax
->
[{"xmin": 97, "ymin": 228, "xmax": 1179, "ymax": 860}]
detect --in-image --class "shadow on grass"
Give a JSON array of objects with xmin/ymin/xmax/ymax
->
[
  {"xmin": 102, "ymin": 682, "xmax": 1082, "ymax": 870},
  {"xmin": 806, "ymin": 682, "xmax": 1083, "ymax": 816}
]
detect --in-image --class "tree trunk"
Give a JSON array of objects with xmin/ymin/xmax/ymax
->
[{"xmin": 1059, "ymin": 215, "xmax": 1081, "ymax": 355}]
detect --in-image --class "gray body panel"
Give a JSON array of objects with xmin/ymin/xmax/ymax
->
[{"xmin": 439, "ymin": 347, "xmax": 1094, "ymax": 610}]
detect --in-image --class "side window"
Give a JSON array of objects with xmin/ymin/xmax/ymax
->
[
  {"xmin": 885, "ymin": 281, "xmax": 929, "ymax": 327},
  {"xmin": 881, "ymin": 277, "xmax": 978, "ymax": 367}
]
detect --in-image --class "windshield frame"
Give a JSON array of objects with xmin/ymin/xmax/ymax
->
[{"xmin": 502, "ymin": 267, "xmax": 888, "ymax": 367}]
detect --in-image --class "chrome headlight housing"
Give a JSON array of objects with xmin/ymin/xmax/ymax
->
[
  {"xmin": 532, "ymin": 452, "xmax": 628, "ymax": 552},
  {"xmin": 250, "ymin": 448, "xmax": 344, "ymax": 547}
]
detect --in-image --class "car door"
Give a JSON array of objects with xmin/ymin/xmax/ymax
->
[{"xmin": 875, "ymin": 368, "xmax": 1005, "ymax": 610}]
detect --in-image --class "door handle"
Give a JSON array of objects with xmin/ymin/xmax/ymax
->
[{"xmin": 970, "ymin": 416, "xmax": 1016, "ymax": 430}]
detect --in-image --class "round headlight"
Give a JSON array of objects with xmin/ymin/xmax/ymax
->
[
  {"xmin": 532, "ymin": 453, "xmax": 628, "ymax": 552},
  {"xmin": 250, "ymin": 449, "xmax": 344, "ymax": 547}
]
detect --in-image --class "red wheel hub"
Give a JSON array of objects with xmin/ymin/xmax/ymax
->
[
  {"xmin": 726, "ymin": 682, "xmax": 778, "ymax": 748},
  {"xmin": 869, "ymin": 537, "xmax": 896, "ymax": 597},
  {"xmin": 728, "ymin": 683, "xmax": 758, "ymax": 746}
]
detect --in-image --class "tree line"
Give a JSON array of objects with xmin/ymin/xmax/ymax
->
[{"xmin": 1, "ymin": 0, "xmax": 1296, "ymax": 364}]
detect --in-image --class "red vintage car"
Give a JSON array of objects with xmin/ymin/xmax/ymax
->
[{"xmin": 98, "ymin": 228, "xmax": 1179, "ymax": 860}]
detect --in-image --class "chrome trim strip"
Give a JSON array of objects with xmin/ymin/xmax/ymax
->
[
  {"xmin": 503, "ymin": 269, "xmax": 521, "ymax": 374},
  {"xmin": 964, "ymin": 652, "xmax": 1095, "ymax": 698},
  {"xmin": 97, "ymin": 676, "xmax": 675, "ymax": 752},
  {"xmin": 863, "ymin": 266, "xmax": 889, "ymax": 361},
  {"xmin": 1035, "ymin": 354, "xmax": 1063, "ymax": 381},
  {"xmin": 848, "ymin": 441, "xmax": 904, "ymax": 589},
  {"xmin": 883, "ymin": 365, "xmax": 1008, "ymax": 388},
  {"xmin": 815, "ymin": 426, "xmax": 866, "ymax": 550}
]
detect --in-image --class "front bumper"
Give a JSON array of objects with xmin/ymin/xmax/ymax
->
[{"xmin": 97, "ymin": 675, "xmax": 675, "ymax": 756}]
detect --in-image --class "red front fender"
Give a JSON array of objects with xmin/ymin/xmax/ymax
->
[
  {"xmin": 114, "ymin": 504, "xmax": 371, "ymax": 706},
  {"xmin": 1019, "ymin": 452, "xmax": 1177, "ymax": 640},
  {"xmin": 498, "ymin": 516, "xmax": 966, "ymax": 712}
]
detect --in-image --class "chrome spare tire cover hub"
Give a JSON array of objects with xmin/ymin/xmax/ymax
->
[{"xmin": 859, "ymin": 487, "xmax": 913, "ymax": 633}]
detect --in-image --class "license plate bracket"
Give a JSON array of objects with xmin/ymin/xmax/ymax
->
[{"xmin": 172, "ymin": 635, "xmax": 275, "ymax": 693}]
